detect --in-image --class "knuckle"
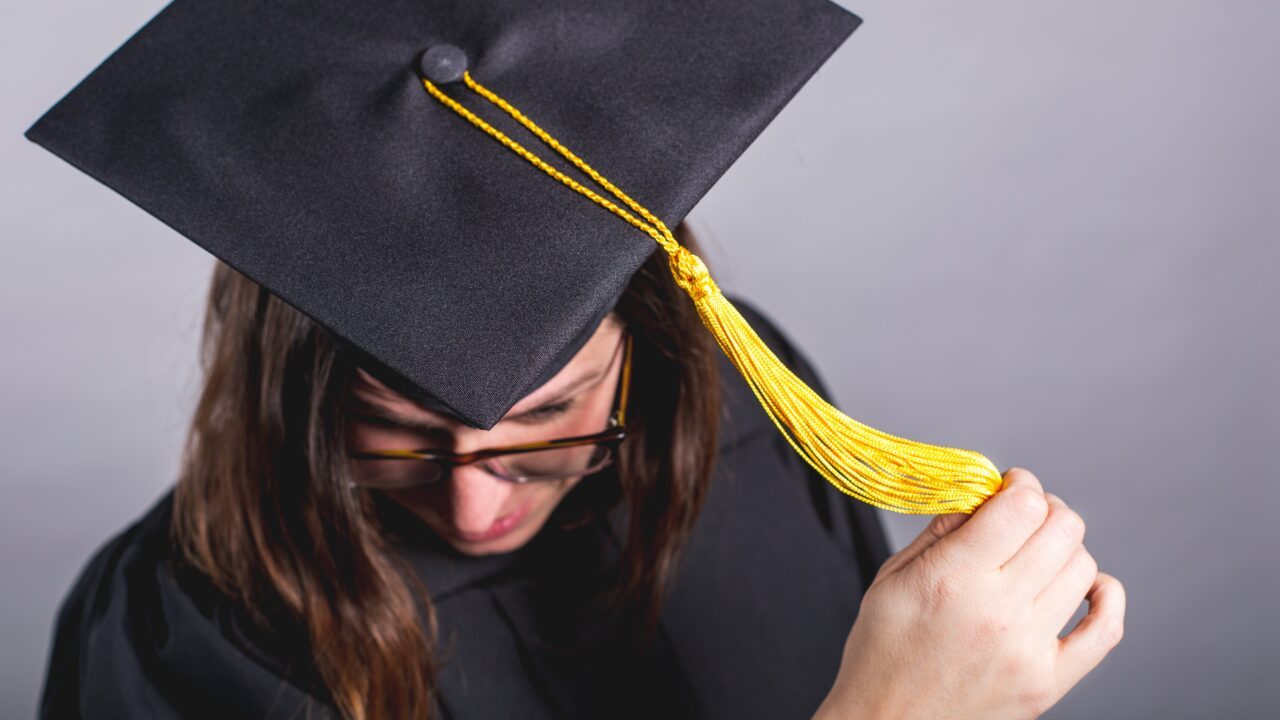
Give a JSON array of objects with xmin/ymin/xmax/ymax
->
[
  {"xmin": 1003, "ymin": 652, "xmax": 1057, "ymax": 716},
  {"xmin": 1006, "ymin": 466, "xmax": 1039, "ymax": 487},
  {"xmin": 862, "ymin": 577, "xmax": 909, "ymax": 618},
  {"xmin": 1105, "ymin": 572, "xmax": 1127, "ymax": 599},
  {"xmin": 1098, "ymin": 615, "xmax": 1125, "ymax": 649},
  {"xmin": 916, "ymin": 560, "xmax": 965, "ymax": 613},
  {"xmin": 1072, "ymin": 548, "xmax": 1099, "ymax": 584},
  {"xmin": 998, "ymin": 644, "xmax": 1031, "ymax": 677},
  {"xmin": 926, "ymin": 513, "xmax": 953, "ymax": 540},
  {"xmin": 1058, "ymin": 507, "xmax": 1086, "ymax": 540},
  {"xmin": 1080, "ymin": 547, "xmax": 1099, "ymax": 577},
  {"xmin": 975, "ymin": 613, "xmax": 1011, "ymax": 645},
  {"xmin": 928, "ymin": 573, "xmax": 964, "ymax": 611},
  {"xmin": 1008, "ymin": 487, "xmax": 1049, "ymax": 523},
  {"xmin": 1072, "ymin": 508, "xmax": 1087, "ymax": 540}
]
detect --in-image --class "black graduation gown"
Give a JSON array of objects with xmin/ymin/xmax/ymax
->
[{"xmin": 38, "ymin": 303, "xmax": 891, "ymax": 719}]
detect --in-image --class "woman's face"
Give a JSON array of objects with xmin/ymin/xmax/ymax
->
[{"xmin": 345, "ymin": 314, "xmax": 626, "ymax": 556}]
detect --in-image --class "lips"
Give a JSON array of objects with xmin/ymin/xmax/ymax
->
[{"xmin": 451, "ymin": 498, "xmax": 533, "ymax": 543}]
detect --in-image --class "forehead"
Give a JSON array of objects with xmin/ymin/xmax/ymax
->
[{"xmin": 350, "ymin": 313, "xmax": 624, "ymax": 424}]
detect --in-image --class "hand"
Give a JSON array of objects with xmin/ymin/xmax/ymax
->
[{"xmin": 814, "ymin": 468, "xmax": 1125, "ymax": 720}]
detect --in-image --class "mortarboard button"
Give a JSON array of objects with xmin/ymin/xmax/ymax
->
[{"xmin": 418, "ymin": 44, "xmax": 467, "ymax": 84}]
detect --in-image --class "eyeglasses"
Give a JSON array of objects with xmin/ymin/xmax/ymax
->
[{"xmin": 347, "ymin": 333, "xmax": 631, "ymax": 488}]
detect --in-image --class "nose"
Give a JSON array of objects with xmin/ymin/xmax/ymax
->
[{"xmin": 444, "ymin": 464, "xmax": 517, "ymax": 538}]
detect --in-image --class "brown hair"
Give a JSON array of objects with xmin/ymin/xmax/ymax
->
[{"xmin": 171, "ymin": 221, "xmax": 720, "ymax": 719}]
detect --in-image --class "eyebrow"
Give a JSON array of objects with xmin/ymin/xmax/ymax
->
[
  {"xmin": 346, "ymin": 365, "xmax": 609, "ymax": 432},
  {"xmin": 344, "ymin": 394, "xmax": 449, "ymax": 435}
]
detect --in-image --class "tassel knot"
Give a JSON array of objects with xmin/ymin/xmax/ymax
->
[{"xmin": 669, "ymin": 246, "xmax": 719, "ymax": 301}]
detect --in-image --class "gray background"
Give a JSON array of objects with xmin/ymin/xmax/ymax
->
[{"xmin": 2, "ymin": 0, "xmax": 1277, "ymax": 717}]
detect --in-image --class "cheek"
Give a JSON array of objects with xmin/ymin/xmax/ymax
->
[
  {"xmin": 519, "ymin": 476, "xmax": 585, "ymax": 530},
  {"xmin": 381, "ymin": 482, "xmax": 437, "ymax": 506}
]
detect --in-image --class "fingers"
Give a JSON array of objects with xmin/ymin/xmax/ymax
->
[
  {"xmin": 937, "ymin": 467, "xmax": 1048, "ymax": 568},
  {"xmin": 1002, "ymin": 492, "xmax": 1086, "ymax": 593},
  {"xmin": 1056, "ymin": 572, "xmax": 1126, "ymax": 691},
  {"xmin": 877, "ymin": 512, "xmax": 969, "ymax": 578},
  {"xmin": 1035, "ymin": 543, "xmax": 1099, "ymax": 636}
]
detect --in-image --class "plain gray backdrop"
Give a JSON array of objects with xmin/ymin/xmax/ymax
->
[{"xmin": 3, "ymin": 1, "xmax": 1277, "ymax": 718}]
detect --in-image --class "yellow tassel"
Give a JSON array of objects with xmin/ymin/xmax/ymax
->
[
  {"xmin": 669, "ymin": 248, "xmax": 1001, "ymax": 513},
  {"xmin": 422, "ymin": 72, "xmax": 1004, "ymax": 514}
]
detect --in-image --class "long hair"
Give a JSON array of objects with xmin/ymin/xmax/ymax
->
[{"xmin": 171, "ymin": 221, "xmax": 721, "ymax": 719}]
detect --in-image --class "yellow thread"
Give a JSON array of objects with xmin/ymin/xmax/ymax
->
[{"xmin": 420, "ymin": 72, "xmax": 1003, "ymax": 514}]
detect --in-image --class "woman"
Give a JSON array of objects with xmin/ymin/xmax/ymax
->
[
  {"xmin": 29, "ymin": 1, "xmax": 1123, "ymax": 717},
  {"xmin": 38, "ymin": 224, "xmax": 1122, "ymax": 720},
  {"xmin": 40, "ymin": 222, "xmax": 881, "ymax": 717}
]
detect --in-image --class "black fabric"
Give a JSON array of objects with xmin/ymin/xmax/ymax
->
[
  {"xmin": 338, "ymin": 277, "xmax": 628, "ymax": 419},
  {"xmin": 24, "ymin": 0, "xmax": 862, "ymax": 429},
  {"xmin": 38, "ymin": 303, "xmax": 890, "ymax": 720}
]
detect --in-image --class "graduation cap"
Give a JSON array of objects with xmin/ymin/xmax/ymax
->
[{"xmin": 25, "ymin": 0, "xmax": 1001, "ymax": 514}]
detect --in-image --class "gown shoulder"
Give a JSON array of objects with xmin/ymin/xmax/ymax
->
[{"xmin": 38, "ymin": 493, "xmax": 336, "ymax": 719}]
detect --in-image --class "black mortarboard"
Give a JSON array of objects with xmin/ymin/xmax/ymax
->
[
  {"xmin": 25, "ymin": 0, "xmax": 859, "ymax": 428},
  {"xmin": 27, "ymin": 0, "xmax": 1005, "ymax": 513}
]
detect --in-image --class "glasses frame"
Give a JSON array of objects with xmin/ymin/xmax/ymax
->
[{"xmin": 347, "ymin": 331, "xmax": 632, "ymax": 486}]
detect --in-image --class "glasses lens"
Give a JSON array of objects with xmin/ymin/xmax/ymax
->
[
  {"xmin": 350, "ymin": 442, "xmax": 617, "ymax": 488},
  {"xmin": 351, "ymin": 457, "xmax": 448, "ymax": 489},
  {"xmin": 482, "ymin": 442, "xmax": 615, "ymax": 483}
]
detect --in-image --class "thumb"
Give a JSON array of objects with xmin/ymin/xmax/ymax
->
[{"xmin": 876, "ymin": 512, "xmax": 969, "ymax": 579}]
